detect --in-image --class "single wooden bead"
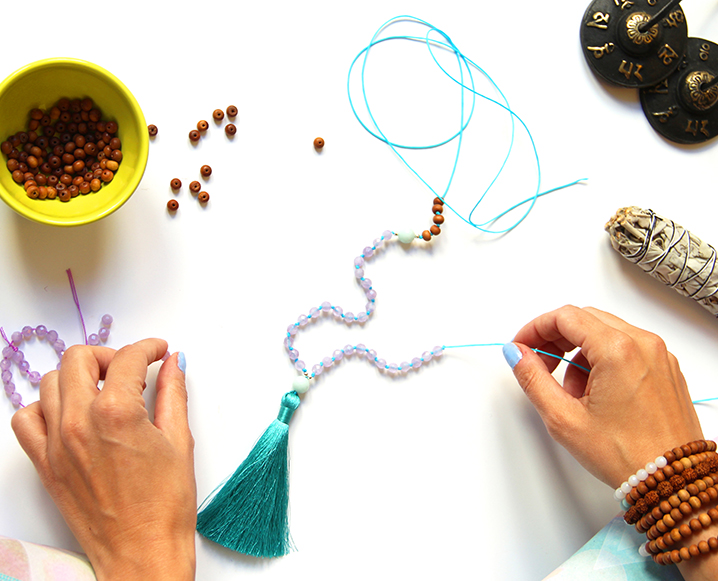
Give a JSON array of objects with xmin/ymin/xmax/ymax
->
[
  {"xmin": 664, "ymin": 514, "xmax": 676, "ymax": 528},
  {"xmin": 679, "ymin": 524, "xmax": 692, "ymax": 537},
  {"xmin": 101, "ymin": 169, "xmax": 114, "ymax": 183},
  {"xmin": 710, "ymin": 537, "xmax": 718, "ymax": 550},
  {"xmin": 689, "ymin": 544, "xmax": 701, "ymax": 557},
  {"xmin": 679, "ymin": 547, "xmax": 691, "ymax": 562},
  {"xmin": 687, "ymin": 483, "xmax": 699, "ymax": 496},
  {"xmin": 699, "ymin": 513, "xmax": 712, "ymax": 528},
  {"xmin": 682, "ymin": 445, "xmax": 693, "ymax": 457},
  {"xmin": 664, "ymin": 533, "xmax": 675, "ymax": 547},
  {"xmin": 671, "ymin": 549, "xmax": 682, "ymax": 563},
  {"xmin": 198, "ymin": 191, "xmax": 210, "ymax": 203},
  {"xmin": 433, "ymin": 196, "xmax": 444, "ymax": 205},
  {"xmin": 189, "ymin": 181, "xmax": 201, "ymax": 193},
  {"xmin": 672, "ymin": 461, "xmax": 685, "ymax": 474},
  {"xmin": 677, "ymin": 489, "xmax": 690, "ymax": 502},
  {"xmin": 697, "ymin": 479, "xmax": 707, "ymax": 491},
  {"xmin": 148, "ymin": 124, "xmax": 158, "ymax": 136},
  {"xmin": 59, "ymin": 189, "xmax": 71, "ymax": 202},
  {"xmin": 90, "ymin": 178, "xmax": 102, "ymax": 192},
  {"xmin": 637, "ymin": 482, "xmax": 649, "ymax": 496},
  {"xmin": 689, "ymin": 496, "xmax": 702, "ymax": 510},
  {"xmin": 708, "ymin": 487, "xmax": 718, "ymax": 501},
  {"xmin": 433, "ymin": 214, "xmax": 444, "ymax": 225},
  {"xmin": 670, "ymin": 508, "xmax": 683, "ymax": 522},
  {"xmin": 680, "ymin": 502, "xmax": 693, "ymax": 516},
  {"xmin": 227, "ymin": 105, "xmax": 238, "ymax": 118},
  {"xmin": 690, "ymin": 518, "xmax": 703, "ymax": 532},
  {"xmin": 673, "ymin": 448, "xmax": 685, "ymax": 461},
  {"xmin": 79, "ymin": 181, "xmax": 90, "ymax": 195},
  {"xmin": 669, "ymin": 495, "xmax": 681, "ymax": 508},
  {"xmin": 656, "ymin": 520, "xmax": 668, "ymax": 533},
  {"xmin": 432, "ymin": 204, "xmax": 443, "ymax": 214},
  {"xmin": 421, "ymin": 230, "xmax": 432, "ymax": 241},
  {"xmin": 189, "ymin": 130, "xmax": 200, "ymax": 141},
  {"xmin": 167, "ymin": 199, "xmax": 179, "ymax": 211},
  {"xmin": 681, "ymin": 457, "xmax": 692, "ymax": 470},
  {"xmin": 671, "ymin": 528, "xmax": 683, "ymax": 542},
  {"xmin": 197, "ymin": 120, "xmax": 209, "ymax": 131},
  {"xmin": 313, "ymin": 137, "xmax": 324, "ymax": 149},
  {"xmin": 665, "ymin": 451, "xmax": 677, "ymax": 464},
  {"xmin": 46, "ymin": 187, "xmax": 57, "ymax": 199},
  {"xmin": 213, "ymin": 109, "xmax": 224, "ymax": 120},
  {"xmin": 646, "ymin": 475, "xmax": 658, "ymax": 489},
  {"xmin": 656, "ymin": 537, "xmax": 667, "ymax": 551},
  {"xmin": 200, "ymin": 165, "xmax": 212, "ymax": 177},
  {"xmin": 170, "ymin": 178, "xmax": 182, "ymax": 190},
  {"xmin": 430, "ymin": 225, "xmax": 441, "ymax": 236},
  {"xmin": 699, "ymin": 540, "xmax": 711, "ymax": 553},
  {"xmin": 225, "ymin": 123, "xmax": 237, "ymax": 136}
]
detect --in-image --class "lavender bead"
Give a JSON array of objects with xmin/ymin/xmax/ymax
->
[
  {"xmin": 322, "ymin": 357, "xmax": 333, "ymax": 368},
  {"xmin": 12, "ymin": 350, "xmax": 24, "ymax": 364},
  {"xmin": 411, "ymin": 357, "xmax": 422, "ymax": 369},
  {"xmin": 422, "ymin": 351, "xmax": 433, "ymax": 362},
  {"xmin": 88, "ymin": 334, "xmax": 100, "ymax": 346},
  {"xmin": 354, "ymin": 268, "xmax": 364, "ymax": 279},
  {"xmin": 289, "ymin": 349, "xmax": 299, "ymax": 361},
  {"xmin": 332, "ymin": 306, "xmax": 343, "ymax": 318},
  {"xmin": 284, "ymin": 337, "xmax": 293, "ymax": 351},
  {"xmin": 0, "ymin": 358, "xmax": 10, "ymax": 371},
  {"xmin": 298, "ymin": 315, "xmax": 308, "ymax": 327},
  {"xmin": 101, "ymin": 314, "xmax": 113, "ymax": 326},
  {"xmin": 355, "ymin": 343, "xmax": 366, "ymax": 354},
  {"xmin": 367, "ymin": 349, "xmax": 377, "ymax": 360},
  {"xmin": 312, "ymin": 364, "xmax": 323, "ymax": 377},
  {"xmin": 47, "ymin": 330, "xmax": 58, "ymax": 343},
  {"xmin": 375, "ymin": 358, "xmax": 386, "ymax": 369},
  {"xmin": 400, "ymin": 361, "xmax": 410, "ymax": 373},
  {"xmin": 433, "ymin": 346, "xmax": 444, "ymax": 357},
  {"xmin": 10, "ymin": 392, "xmax": 21, "ymax": 406},
  {"xmin": 321, "ymin": 301, "xmax": 332, "ymax": 312},
  {"xmin": 388, "ymin": 363, "xmax": 399, "ymax": 375},
  {"xmin": 344, "ymin": 345, "xmax": 354, "ymax": 356},
  {"xmin": 22, "ymin": 326, "xmax": 33, "ymax": 338},
  {"xmin": 333, "ymin": 349, "xmax": 344, "ymax": 361},
  {"xmin": 2, "ymin": 346, "xmax": 13, "ymax": 358},
  {"xmin": 53, "ymin": 340, "xmax": 66, "ymax": 352},
  {"xmin": 294, "ymin": 360, "xmax": 306, "ymax": 371},
  {"xmin": 287, "ymin": 324, "xmax": 298, "ymax": 336},
  {"xmin": 362, "ymin": 246, "xmax": 374, "ymax": 258},
  {"xmin": 357, "ymin": 313, "xmax": 368, "ymax": 323},
  {"xmin": 309, "ymin": 307, "xmax": 319, "ymax": 317},
  {"xmin": 1, "ymin": 370, "xmax": 11, "ymax": 383},
  {"xmin": 360, "ymin": 279, "xmax": 372, "ymax": 290},
  {"xmin": 373, "ymin": 238, "xmax": 384, "ymax": 249},
  {"xmin": 19, "ymin": 360, "xmax": 29, "ymax": 374},
  {"xmin": 382, "ymin": 230, "xmax": 393, "ymax": 240},
  {"xmin": 366, "ymin": 289, "xmax": 377, "ymax": 300},
  {"xmin": 98, "ymin": 327, "xmax": 110, "ymax": 341},
  {"xmin": 35, "ymin": 325, "xmax": 47, "ymax": 338},
  {"xmin": 343, "ymin": 312, "xmax": 354, "ymax": 323},
  {"xmin": 29, "ymin": 371, "xmax": 41, "ymax": 385},
  {"xmin": 4, "ymin": 382, "xmax": 14, "ymax": 395},
  {"xmin": 366, "ymin": 302, "xmax": 376, "ymax": 313},
  {"xmin": 354, "ymin": 257, "xmax": 365, "ymax": 268},
  {"xmin": 11, "ymin": 331, "xmax": 22, "ymax": 345}
]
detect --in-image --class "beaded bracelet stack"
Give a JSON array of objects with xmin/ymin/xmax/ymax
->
[
  {"xmin": 1, "ymin": 315, "xmax": 112, "ymax": 408},
  {"xmin": 615, "ymin": 440, "xmax": 718, "ymax": 566}
]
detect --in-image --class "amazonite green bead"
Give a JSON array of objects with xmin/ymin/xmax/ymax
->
[
  {"xmin": 292, "ymin": 376, "xmax": 310, "ymax": 394},
  {"xmin": 397, "ymin": 229, "xmax": 415, "ymax": 244}
]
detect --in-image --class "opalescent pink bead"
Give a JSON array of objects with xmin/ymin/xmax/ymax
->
[
  {"xmin": 400, "ymin": 361, "xmax": 410, "ymax": 373},
  {"xmin": 360, "ymin": 278, "xmax": 372, "ymax": 289},
  {"xmin": 411, "ymin": 357, "xmax": 422, "ymax": 368},
  {"xmin": 422, "ymin": 351, "xmax": 432, "ymax": 362},
  {"xmin": 366, "ymin": 302, "xmax": 376, "ymax": 313},
  {"xmin": 366, "ymin": 289, "xmax": 377, "ymax": 300},
  {"xmin": 373, "ymin": 238, "xmax": 384, "ymax": 249},
  {"xmin": 357, "ymin": 313, "xmax": 368, "ymax": 323},
  {"xmin": 322, "ymin": 357, "xmax": 333, "ymax": 368},
  {"xmin": 294, "ymin": 360, "xmax": 305, "ymax": 371},
  {"xmin": 88, "ymin": 334, "xmax": 100, "ymax": 346},
  {"xmin": 321, "ymin": 301, "xmax": 332, "ymax": 312},
  {"xmin": 388, "ymin": 363, "xmax": 399, "ymax": 373},
  {"xmin": 309, "ymin": 307, "xmax": 319, "ymax": 317},
  {"xmin": 433, "ymin": 346, "xmax": 444, "ymax": 357},
  {"xmin": 355, "ymin": 344, "xmax": 366, "ymax": 354},
  {"xmin": 375, "ymin": 358, "xmax": 386, "ymax": 368},
  {"xmin": 333, "ymin": 350, "xmax": 344, "ymax": 361},
  {"xmin": 312, "ymin": 364, "xmax": 323, "ymax": 376},
  {"xmin": 344, "ymin": 345, "xmax": 354, "ymax": 356},
  {"xmin": 355, "ymin": 268, "xmax": 364, "ymax": 278},
  {"xmin": 362, "ymin": 246, "xmax": 374, "ymax": 257},
  {"xmin": 298, "ymin": 315, "xmax": 308, "ymax": 327},
  {"xmin": 10, "ymin": 392, "xmax": 21, "ymax": 406},
  {"xmin": 98, "ymin": 328, "xmax": 110, "ymax": 341},
  {"xmin": 101, "ymin": 314, "xmax": 113, "ymax": 326},
  {"xmin": 332, "ymin": 306, "xmax": 343, "ymax": 318},
  {"xmin": 382, "ymin": 230, "xmax": 393, "ymax": 240},
  {"xmin": 29, "ymin": 371, "xmax": 41, "ymax": 385},
  {"xmin": 367, "ymin": 349, "xmax": 377, "ymax": 360},
  {"xmin": 287, "ymin": 325, "xmax": 298, "ymax": 336},
  {"xmin": 354, "ymin": 257, "xmax": 364, "ymax": 268},
  {"xmin": 344, "ymin": 312, "xmax": 354, "ymax": 323}
]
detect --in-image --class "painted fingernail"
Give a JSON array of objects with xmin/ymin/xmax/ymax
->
[
  {"xmin": 178, "ymin": 352, "xmax": 187, "ymax": 374},
  {"xmin": 502, "ymin": 342, "xmax": 522, "ymax": 369}
]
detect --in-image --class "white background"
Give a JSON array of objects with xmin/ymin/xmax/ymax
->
[{"xmin": 1, "ymin": 1, "xmax": 718, "ymax": 580}]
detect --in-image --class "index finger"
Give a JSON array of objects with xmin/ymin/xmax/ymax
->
[
  {"xmin": 513, "ymin": 305, "xmax": 623, "ymax": 365},
  {"xmin": 100, "ymin": 338, "xmax": 169, "ymax": 402}
]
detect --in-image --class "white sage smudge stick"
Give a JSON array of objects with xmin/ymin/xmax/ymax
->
[{"xmin": 605, "ymin": 206, "xmax": 718, "ymax": 316}]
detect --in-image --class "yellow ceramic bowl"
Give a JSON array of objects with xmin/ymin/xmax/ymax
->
[{"xmin": 0, "ymin": 58, "xmax": 148, "ymax": 226}]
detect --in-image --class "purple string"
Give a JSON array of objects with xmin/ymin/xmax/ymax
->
[
  {"xmin": 66, "ymin": 269, "xmax": 88, "ymax": 345},
  {"xmin": 0, "ymin": 327, "xmax": 18, "ymax": 352}
]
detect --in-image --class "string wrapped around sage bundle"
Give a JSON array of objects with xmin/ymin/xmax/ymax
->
[{"xmin": 605, "ymin": 206, "xmax": 718, "ymax": 316}]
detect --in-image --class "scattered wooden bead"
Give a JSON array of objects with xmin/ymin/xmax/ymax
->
[
  {"xmin": 197, "ymin": 120, "xmax": 209, "ymax": 131},
  {"xmin": 189, "ymin": 130, "xmax": 200, "ymax": 142},
  {"xmin": 213, "ymin": 109, "xmax": 224, "ymax": 121},
  {"xmin": 200, "ymin": 165, "xmax": 212, "ymax": 177},
  {"xmin": 170, "ymin": 178, "xmax": 182, "ymax": 190},
  {"xmin": 167, "ymin": 199, "xmax": 179, "ymax": 211},
  {"xmin": 198, "ymin": 191, "xmax": 210, "ymax": 203},
  {"xmin": 313, "ymin": 137, "xmax": 324, "ymax": 150},
  {"xmin": 226, "ymin": 105, "xmax": 238, "ymax": 118},
  {"xmin": 225, "ymin": 123, "xmax": 236, "ymax": 136},
  {"xmin": 189, "ymin": 181, "xmax": 201, "ymax": 193},
  {"xmin": 148, "ymin": 124, "xmax": 158, "ymax": 136}
]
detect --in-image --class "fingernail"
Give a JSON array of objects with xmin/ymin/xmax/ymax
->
[
  {"xmin": 502, "ymin": 342, "xmax": 522, "ymax": 369},
  {"xmin": 177, "ymin": 352, "xmax": 187, "ymax": 374}
]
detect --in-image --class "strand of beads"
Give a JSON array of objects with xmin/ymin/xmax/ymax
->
[
  {"xmin": 284, "ymin": 230, "xmax": 444, "ymax": 394},
  {"xmin": 1, "ymin": 315, "xmax": 113, "ymax": 408}
]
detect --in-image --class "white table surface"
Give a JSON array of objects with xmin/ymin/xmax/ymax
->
[{"xmin": 1, "ymin": 1, "xmax": 718, "ymax": 580}]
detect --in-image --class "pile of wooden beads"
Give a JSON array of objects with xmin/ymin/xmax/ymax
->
[
  {"xmin": 616, "ymin": 440, "xmax": 718, "ymax": 565},
  {"xmin": 1, "ymin": 315, "xmax": 112, "ymax": 408},
  {"xmin": 284, "ymin": 229, "xmax": 444, "ymax": 394},
  {"xmin": 189, "ymin": 106, "xmax": 237, "ymax": 141},
  {"xmin": 1, "ymin": 98, "xmax": 122, "ymax": 202}
]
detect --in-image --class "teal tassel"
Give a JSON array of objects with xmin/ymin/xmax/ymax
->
[{"xmin": 197, "ymin": 391, "xmax": 301, "ymax": 558}]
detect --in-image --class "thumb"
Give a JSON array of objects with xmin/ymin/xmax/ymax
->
[
  {"xmin": 502, "ymin": 342, "xmax": 581, "ymax": 439},
  {"xmin": 154, "ymin": 352, "xmax": 191, "ymax": 444}
]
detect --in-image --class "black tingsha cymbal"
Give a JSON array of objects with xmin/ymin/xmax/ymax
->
[
  {"xmin": 580, "ymin": 0, "xmax": 688, "ymax": 88},
  {"xmin": 640, "ymin": 38, "xmax": 718, "ymax": 144}
]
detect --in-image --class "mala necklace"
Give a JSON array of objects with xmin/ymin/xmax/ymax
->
[
  {"xmin": 1, "ymin": 269, "xmax": 112, "ymax": 408},
  {"xmin": 196, "ymin": 15, "xmax": 588, "ymax": 558}
]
